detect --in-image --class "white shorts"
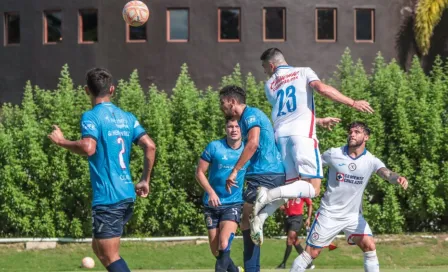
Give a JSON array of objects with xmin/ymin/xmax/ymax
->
[
  {"xmin": 306, "ymin": 211, "xmax": 373, "ymax": 247},
  {"xmin": 276, "ymin": 135, "xmax": 323, "ymax": 182}
]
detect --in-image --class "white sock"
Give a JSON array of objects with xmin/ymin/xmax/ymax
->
[
  {"xmin": 290, "ymin": 251, "xmax": 313, "ymax": 272},
  {"xmin": 267, "ymin": 180, "xmax": 316, "ymax": 202},
  {"xmin": 258, "ymin": 198, "xmax": 288, "ymax": 224},
  {"xmin": 364, "ymin": 250, "xmax": 379, "ymax": 272}
]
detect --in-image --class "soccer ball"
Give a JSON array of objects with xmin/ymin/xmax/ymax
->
[
  {"xmin": 122, "ymin": 1, "xmax": 150, "ymax": 27},
  {"xmin": 81, "ymin": 257, "xmax": 95, "ymax": 269}
]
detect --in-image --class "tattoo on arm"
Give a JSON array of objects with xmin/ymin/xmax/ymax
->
[{"xmin": 377, "ymin": 168, "xmax": 400, "ymax": 184}]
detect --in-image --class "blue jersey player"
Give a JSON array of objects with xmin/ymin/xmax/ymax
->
[
  {"xmin": 219, "ymin": 85, "xmax": 285, "ymax": 272},
  {"xmin": 48, "ymin": 68, "xmax": 156, "ymax": 272},
  {"xmin": 196, "ymin": 118, "xmax": 247, "ymax": 272}
]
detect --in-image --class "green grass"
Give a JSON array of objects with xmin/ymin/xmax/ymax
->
[{"xmin": 0, "ymin": 236, "xmax": 447, "ymax": 271}]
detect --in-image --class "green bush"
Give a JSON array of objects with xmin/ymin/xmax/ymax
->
[{"xmin": 1, "ymin": 49, "xmax": 447, "ymax": 238}]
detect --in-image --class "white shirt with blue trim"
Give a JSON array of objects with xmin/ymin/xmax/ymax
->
[
  {"xmin": 319, "ymin": 146, "xmax": 385, "ymax": 218},
  {"xmin": 264, "ymin": 66, "xmax": 320, "ymax": 138}
]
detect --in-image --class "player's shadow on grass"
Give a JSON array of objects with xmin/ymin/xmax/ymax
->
[{"xmin": 395, "ymin": 9, "xmax": 448, "ymax": 72}]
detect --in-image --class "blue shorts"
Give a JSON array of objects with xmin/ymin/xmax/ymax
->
[
  {"xmin": 243, "ymin": 174, "xmax": 285, "ymax": 204},
  {"xmin": 204, "ymin": 204, "xmax": 243, "ymax": 230},
  {"xmin": 92, "ymin": 198, "xmax": 134, "ymax": 239}
]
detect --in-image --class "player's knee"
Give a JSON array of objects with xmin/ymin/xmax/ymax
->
[
  {"xmin": 363, "ymin": 241, "xmax": 376, "ymax": 252},
  {"xmin": 307, "ymin": 246, "xmax": 321, "ymax": 259},
  {"xmin": 287, "ymin": 236, "xmax": 295, "ymax": 246}
]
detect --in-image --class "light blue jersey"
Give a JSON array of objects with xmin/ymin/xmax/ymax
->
[
  {"xmin": 81, "ymin": 102, "xmax": 146, "ymax": 207},
  {"xmin": 239, "ymin": 106, "xmax": 284, "ymax": 176},
  {"xmin": 200, "ymin": 138, "xmax": 248, "ymax": 206}
]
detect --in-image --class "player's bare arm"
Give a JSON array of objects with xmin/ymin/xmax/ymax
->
[
  {"xmin": 309, "ymin": 80, "xmax": 374, "ymax": 113},
  {"xmin": 195, "ymin": 159, "xmax": 221, "ymax": 207},
  {"xmin": 316, "ymin": 117, "xmax": 341, "ymax": 131},
  {"xmin": 226, "ymin": 126, "xmax": 260, "ymax": 193},
  {"xmin": 376, "ymin": 167, "xmax": 408, "ymax": 190},
  {"xmin": 305, "ymin": 200, "xmax": 313, "ymax": 227},
  {"xmin": 48, "ymin": 125, "xmax": 96, "ymax": 156},
  {"xmin": 135, "ymin": 134, "xmax": 156, "ymax": 198}
]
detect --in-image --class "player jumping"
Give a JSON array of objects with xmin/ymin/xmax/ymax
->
[{"xmin": 251, "ymin": 48, "xmax": 374, "ymax": 244}]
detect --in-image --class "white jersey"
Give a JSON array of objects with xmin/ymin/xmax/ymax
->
[
  {"xmin": 319, "ymin": 146, "xmax": 385, "ymax": 218},
  {"xmin": 264, "ymin": 66, "xmax": 320, "ymax": 138}
]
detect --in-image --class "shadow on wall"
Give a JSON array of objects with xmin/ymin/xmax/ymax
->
[{"xmin": 396, "ymin": 6, "xmax": 448, "ymax": 72}]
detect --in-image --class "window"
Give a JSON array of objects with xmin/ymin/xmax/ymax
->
[
  {"xmin": 4, "ymin": 13, "xmax": 20, "ymax": 45},
  {"xmin": 127, "ymin": 25, "xmax": 146, "ymax": 42},
  {"xmin": 79, "ymin": 9, "xmax": 98, "ymax": 43},
  {"xmin": 263, "ymin": 7, "xmax": 286, "ymax": 41},
  {"xmin": 218, "ymin": 8, "xmax": 240, "ymax": 42},
  {"xmin": 167, "ymin": 9, "xmax": 189, "ymax": 42},
  {"xmin": 315, "ymin": 8, "xmax": 336, "ymax": 42},
  {"xmin": 44, "ymin": 11, "xmax": 62, "ymax": 44},
  {"xmin": 355, "ymin": 9, "xmax": 374, "ymax": 42}
]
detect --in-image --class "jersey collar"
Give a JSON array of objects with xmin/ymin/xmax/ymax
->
[
  {"xmin": 275, "ymin": 65, "xmax": 293, "ymax": 71},
  {"xmin": 343, "ymin": 145, "xmax": 367, "ymax": 160},
  {"xmin": 224, "ymin": 138, "xmax": 243, "ymax": 150}
]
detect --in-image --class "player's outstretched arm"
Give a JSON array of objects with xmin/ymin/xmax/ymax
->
[
  {"xmin": 195, "ymin": 159, "xmax": 221, "ymax": 207},
  {"xmin": 226, "ymin": 127, "xmax": 260, "ymax": 192},
  {"xmin": 48, "ymin": 125, "xmax": 96, "ymax": 156},
  {"xmin": 376, "ymin": 167, "xmax": 408, "ymax": 190},
  {"xmin": 135, "ymin": 134, "xmax": 156, "ymax": 198},
  {"xmin": 316, "ymin": 117, "xmax": 341, "ymax": 131},
  {"xmin": 310, "ymin": 81, "xmax": 374, "ymax": 113}
]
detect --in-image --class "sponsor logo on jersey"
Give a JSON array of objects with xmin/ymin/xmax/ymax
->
[
  {"xmin": 348, "ymin": 163, "xmax": 357, "ymax": 171},
  {"xmin": 269, "ymin": 71, "xmax": 300, "ymax": 91},
  {"xmin": 336, "ymin": 172, "xmax": 345, "ymax": 182},
  {"xmin": 82, "ymin": 121, "xmax": 96, "ymax": 131}
]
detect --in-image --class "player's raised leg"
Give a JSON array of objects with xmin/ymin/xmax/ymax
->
[{"xmin": 253, "ymin": 136, "xmax": 323, "ymax": 217}]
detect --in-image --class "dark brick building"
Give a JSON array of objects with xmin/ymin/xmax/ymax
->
[{"xmin": 1, "ymin": 0, "xmax": 445, "ymax": 104}]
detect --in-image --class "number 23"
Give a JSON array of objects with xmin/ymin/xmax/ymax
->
[{"xmin": 276, "ymin": 85, "xmax": 297, "ymax": 117}]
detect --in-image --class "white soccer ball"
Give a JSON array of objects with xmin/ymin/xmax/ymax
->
[
  {"xmin": 81, "ymin": 257, "xmax": 95, "ymax": 269},
  {"xmin": 123, "ymin": 1, "xmax": 150, "ymax": 27}
]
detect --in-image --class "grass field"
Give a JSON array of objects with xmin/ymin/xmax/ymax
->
[{"xmin": 0, "ymin": 235, "xmax": 447, "ymax": 271}]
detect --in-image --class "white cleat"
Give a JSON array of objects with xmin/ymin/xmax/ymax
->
[
  {"xmin": 306, "ymin": 264, "xmax": 315, "ymax": 270},
  {"xmin": 250, "ymin": 215, "xmax": 264, "ymax": 246},
  {"xmin": 252, "ymin": 186, "xmax": 269, "ymax": 217}
]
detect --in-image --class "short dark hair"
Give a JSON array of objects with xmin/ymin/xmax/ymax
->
[
  {"xmin": 260, "ymin": 48, "xmax": 283, "ymax": 62},
  {"xmin": 219, "ymin": 85, "xmax": 246, "ymax": 104},
  {"xmin": 348, "ymin": 121, "xmax": 371, "ymax": 135},
  {"xmin": 85, "ymin": 68, "xmax": 113, "ymax": 97}
]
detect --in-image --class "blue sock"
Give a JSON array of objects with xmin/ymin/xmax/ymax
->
[
  {"xmin": 215, "ymin": 250, "xmax": 231, "ymax": 272},
  {"xmin": 243, "ymin": 229, "xmax": 260, "ymax": 272},
  {"xmin": 106, "ymin": 258, "xmax": 130, "ymax": 272}
]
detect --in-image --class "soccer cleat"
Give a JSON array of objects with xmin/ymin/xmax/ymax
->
[
  {"xmin": 306, "ymin": 264, "xmax": 315, "ymax": 270},
  {"xmin": 238, "ymin": 266, "xmax": 245, "ymax": 272},
  {"xmin": 252, "ymin": 186, "xmax": 269, "ymax": 217},
  {"xmin": 250, "ymin": 214, "xmax": 264, "ymax": 246}
]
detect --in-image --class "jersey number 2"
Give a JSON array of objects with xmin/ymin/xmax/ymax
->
[
  {"xmin": 117, "ymin": 137, "xmax": 126, "ymax": 170},
  {"xmin": 276, "ymin": 86, "xmax": 297, "ymax": 117}
]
